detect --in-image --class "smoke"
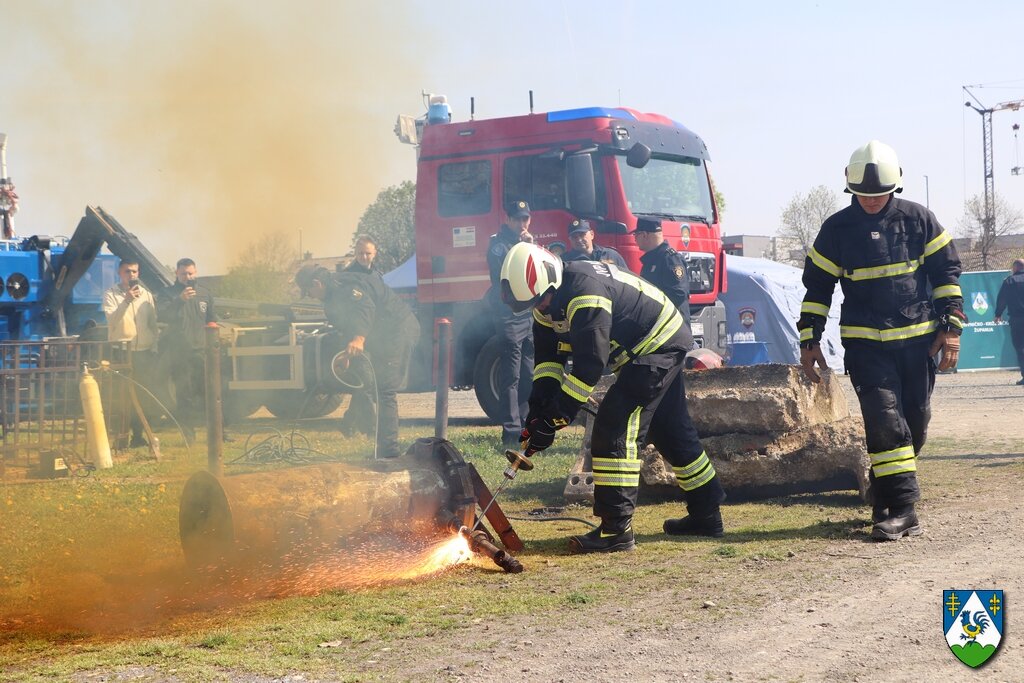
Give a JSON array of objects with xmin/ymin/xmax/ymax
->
[{"xmin": 2, "ymin": 2, "xmax": 426, "ymax": 273}]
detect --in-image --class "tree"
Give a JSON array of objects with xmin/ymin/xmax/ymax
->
[
  {"xmin": 956, "ymin": 192, "xmax": 1024, "ymax": 270},
  {"xmin": 354, "ymin": 180, "xmax": 416, "ymax": 273},
  {"xmin": 218, "ymin": 232, "xmax": 298, "ymax": 304},
  {"xmin": 776, "ymin": 185, "xmax": 838, "ymax": 265}
]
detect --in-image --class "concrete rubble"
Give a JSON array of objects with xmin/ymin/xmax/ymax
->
[{"xmin": 564, "ymin": 364, "xmax": 871, "ymax": 503}]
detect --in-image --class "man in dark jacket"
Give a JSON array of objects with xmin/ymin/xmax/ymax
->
[
  {"xmin": 798, "ymin": 141, "xmax": 964, "ymax": 541},
  {"xmin": 158, "ymin": 257, "xmax": 217, "ymax": 439},
  {"xmin": 562, "ymin": 219, "xmax": 628, "ymax": 269},
  {"xmin": 994, "ymin": 258, "xmax": 1024, "ymax": 385},
  {"xmin": 338, "ymin": 235, "xmax": 381, "ymax": 434},
  {"xmin": 634, "ymin": 218, "xmax": 691, "ymax": 323},
  {"xmin": 296, "ymin": 265, "xmax": 420, "ymax": 458}
]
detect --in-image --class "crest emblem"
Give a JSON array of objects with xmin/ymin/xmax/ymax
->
[
  {"xmin": 739, "ymin": 307, "xmax": 756, "ymax": 328},
  {"xmin": 351, "ymin": 289, "xmax": 364, "ymax": 300},
  {"xmin": 680, "ymin": 224, "xmax": 691, "ymax": 248},
  {"xmin": 971, "ymin": 291, "xmax": 989, "ymax": 316},
  {"xmin": 943, "ymin": 590, "xmax": 1003, "ymax": 668},
  {"xmin": 673, "ymin": 265, "xmax": 684, "ymax": 280}
]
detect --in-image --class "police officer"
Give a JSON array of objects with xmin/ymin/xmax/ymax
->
[
  {"xmin": 338, "ymin": 235, "xmax": 381, "ymax": 435},
  {"xmin": 344, "ymin": 235, "xmax": 379, "ymax": 275},
  {"xmin": 296, "ymin": 265, "xmax": 421, "ymax": 458},
  {"xmin": 994, "ymin": 258, "xmax": 1024, "ymax": 385},
  {"xmin": 562, "ymin": 219, "xmax": 628, "ymax": 269},
  {"xmin": 799, "ymin": 140, "xmax": 964, "ymax": 541},
  {"xmin": 486, "ymin": 200, "xmax": 535, "ymax": 447},
  {"xmin": 634, "ymin": 218, "xmax": 691, "ymax": 323},
  {"xmin": 501, "ymin": 242, "xmax": 724, "ymax": 554}
]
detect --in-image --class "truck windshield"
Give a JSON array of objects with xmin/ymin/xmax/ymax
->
[{"xmin": 615, "ymin": 155, "xmax": 714, "ymax": 223}]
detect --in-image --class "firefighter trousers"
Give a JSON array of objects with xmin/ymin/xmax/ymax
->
[
  {"xmin": 590, "ymin": 352, "xmax": 724, "ymax": 527},
  {"xmin": 845, "ymin": 340, "xmax": 936, "ymax": 508}
]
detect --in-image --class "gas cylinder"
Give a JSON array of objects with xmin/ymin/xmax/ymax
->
[{"xmin": 79, "ymin": 365, "xmax": 113, "ymax": 469}]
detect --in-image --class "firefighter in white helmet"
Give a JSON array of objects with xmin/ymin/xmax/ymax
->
[
  {"xmin": 501, "ymin": 242, "xmax": 725, "ymax": 553},
  {"xmin": 798, "ymin": 140, "xmax": 965, "ymax": 541}
]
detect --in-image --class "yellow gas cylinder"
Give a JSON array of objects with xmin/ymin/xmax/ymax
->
[{"xmin": 79, "ymin": 364, "xmax": 112, "ymax": 469}]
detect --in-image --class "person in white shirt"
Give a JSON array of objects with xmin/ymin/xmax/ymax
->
[{"xmin": 102, "ymin": 259, "xmax": 159, "ymax": 447}]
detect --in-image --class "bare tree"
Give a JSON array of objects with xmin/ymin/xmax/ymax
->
[
  {"xmin": 218, "ymin": 232, "xmax": 298, "ymax": 303},
  {"xmin": 956, "ymin": 192, "xmax": 1024, "ymax": 270},
  {"xmin": 775, "ymin": 185, "xmax": 839, "ymax": 266}
]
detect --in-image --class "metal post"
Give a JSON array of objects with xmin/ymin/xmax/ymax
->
[
  {"xmin": 434, "ymin": 318, "xmax": 452, "ymax": 440},
  {"xmin": 204, "ymin": 323, "xmax": 223, "ymax": 476},
  {"xmin": 924, "ymin": 175, "xmax": 930, "ymax": 210}
]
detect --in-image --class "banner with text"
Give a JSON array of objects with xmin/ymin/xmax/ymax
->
[{"xmin": 959, "ymin": 270, "xmax": 1016, "ymax": 371}]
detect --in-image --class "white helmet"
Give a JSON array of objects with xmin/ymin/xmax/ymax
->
[
  {"xmin": 499, "ymin": 242, "xmax": 563, "ymax": 312},
  {"xmin": 845, "ymin": 140, "xmax": 903, "ymax": 197}
]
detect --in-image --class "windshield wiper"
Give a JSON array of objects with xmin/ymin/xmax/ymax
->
[{"xmin": 636, "ymin": 212, "xmax": 709, "ymax": 222}]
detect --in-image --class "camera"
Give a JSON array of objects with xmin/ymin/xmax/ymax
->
[{"xmin": 128, "ymin": 278, "xmax": 140, "ymax": 288}]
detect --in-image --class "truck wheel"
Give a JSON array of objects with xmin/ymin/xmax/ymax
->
[
  {"xmin": 222, "ymin": 392, "xmax": 265, "ymax": 424},
  {"xmin": 472, "ymin": 336, "xmax": 531, "ymax": 425},
  {"xmin": 264, "ymin": 390, "xmax": 343, "ymax": 419}
]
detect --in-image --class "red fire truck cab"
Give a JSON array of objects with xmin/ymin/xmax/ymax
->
[{"xmin": 396, "ymin": 98, "xmax": 728, "ymax": 421}]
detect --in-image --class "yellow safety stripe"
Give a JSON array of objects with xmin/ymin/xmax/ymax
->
[
  {"xmin": 674, "ymin": 452, "xmax": 716, "ymax": 491},
  {"xmin": 560, "ymin": 373, "xmax": 595, "ymax": 403},
  {"xmin": 636, "ymin": 312, "xmax": 683, "ymax": 357},
  {"xmin": 680, "ymin": 463, "xmax": 717, "ymax": 491},
  {"xmin": 533, "ymin": 309, "xmax": 554, "ymax": 327},
  {"xmin": 557, "ymin": 341, "xmax": 573, "ymax": 353},
  {"xmin": 592, "ymin": 457, "xmax": 643, "ymax": 472},
  {"xmin": 799, "ymin": 327, "xmax": 814, "ymax": 342},
  {"xmin": 566, "ymin": 295, "xmax": 612, "ymax": 326},
  {"xmin": 840, "ymin": 319, "xmax": 938, "ymax": 343},
  {"xmin": 674, "ymin": 451, "xmax": 710, "ymax": 477},
  {"xmin": 947, "ymin": 315, "xmax": 963, "ymax": 330},
  {"xmin": 932, "ymin": 284, "xmax": 961, "ymax": 300},
  {"xmin": 592, "ymin": 456, "xmax": 642, "ymax": 488},
  {"xmin": 869, "ymin": 445, "xmax": 915, "ymax": 466},
  {"xmin": 809, "ymin": 247, "xmax": 842, "ymax": 278},
  {"xmin": 923, "ymin": 230, "xmax": 952, "ymax": 257},
  {"xmin": 593, "ymin": 473, "xmax": 642, "ymax": 487},
  {"xmin": 625, "ymin": 406, "xmax": 642, "ymax": 461},
  {"xmin": 844, "ymin": 259, "xmax": 921, "ymax": 282},
  {"xmin": 533, "ymin": 361, "xmax": 564, "ymax": 382},
  {"xmin": 873, "ymin": 459, "xmax": 918, "ymax": 477},
  {"xmin": 801, "ymin": 301, "xmax": 830, "ymax": 317}
]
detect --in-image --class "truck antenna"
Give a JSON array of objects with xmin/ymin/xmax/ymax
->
[
  {"xmin": 529, "ymin": 90, "xmax": 534, "ymax": 114},
  {"xmin": 471, "ymin": 97, "xmax": 475, "ymax": 121}
]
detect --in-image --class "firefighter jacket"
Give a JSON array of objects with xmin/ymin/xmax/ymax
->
[
  {"xmin": 531, "ymin": 261, "xmax": 692, "ymax": 422},
  {"xmin": 798, "ymin": 196, "xmax": 963, "ymax": 348},
  {"xmin": 562, "ymin": 244, "xmax": 629, "ymax": 270},
  {"xmin": 639, "ymin": 241, "xmax": 690, "ymax": 317},
  {"xmin": 995, "ymin": 271, "xmax": 1024, "ymax": 320}
]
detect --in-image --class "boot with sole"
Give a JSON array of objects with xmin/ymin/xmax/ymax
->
[
  {"xmin": 871, "ymin": 505, "xmax": 888, "ymax": 524},
  {"xmin": 663, "ymin": 509, "xmax": 724, "ymax": 538},
  {"xmin": 568, "ymin": 526, "xmax": 635, "ymax": 554},
  {"xmin": 871, "ymin": 509, "xmax": 922, "ymax": 541}
]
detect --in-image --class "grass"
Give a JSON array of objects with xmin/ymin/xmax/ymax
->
[{"xmin": 1, "ymin": 415, "xmax": 1021, "ymax": 681}]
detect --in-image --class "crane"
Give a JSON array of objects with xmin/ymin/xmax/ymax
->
[{"xmin": 963, "ymin": 86, "xmax": 1024, "ymax": 251}]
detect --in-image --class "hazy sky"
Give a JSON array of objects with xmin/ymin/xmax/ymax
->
[{"xmin": 3, "ymin": 0, "xmax": 1024, "ymax": 273}]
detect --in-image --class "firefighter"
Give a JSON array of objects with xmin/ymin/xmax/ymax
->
[
  {"xmin": 562, "ymin": 219, "xmax": 628, "ymax": 269},
  {"xmin": 486, "ymin": 200, "xmax": 535, "ymax": 448},
  {"xmin": 634, "ymin": 218, "xmax": 691, "ymax": 323},
  {"xmin": 500, "ymin": 242, "xmax": 725, "ymax": 554},
  {"xmin": 994, "ymin": 258, "xmax": 1024, "ymax": 385},
  {"xmin": 296, "ymin": 266, "xmax": 420, "ymax": 458},
  {"xmin": 798, "ymin": 140, "xmax": 964, "ymax": 541}
]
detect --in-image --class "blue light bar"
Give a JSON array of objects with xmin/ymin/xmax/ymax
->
[{"xmin": 546, "ymin": 107, "xmax": 638, "ymax": 123}]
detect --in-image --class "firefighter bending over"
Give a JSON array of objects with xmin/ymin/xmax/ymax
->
[
  {"xmin": 500, "ymin": 242, "xmax": 725, "ymax": 554},
  {"xmin": 798, "ymin": 140, "xmax": 964, "ymax": 541}
]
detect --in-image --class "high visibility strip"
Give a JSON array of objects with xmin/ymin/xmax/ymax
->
[
  {"xmin": 592, "ymin": 457, "xmax": 643, "ymax": 472},
  {"xmin": 636, "ymin": 311, "xmax": 683, "ymax": 356},
  {"xmin": 873, "ymin": 459, "xmax": 918, "ymax": 477},
  {"xmin": 533, "ymin": 361, "xmax": 564, "ymax": 382},
  {"xmin": 840, "ymin": 319, "xmax": 938, "ymax": 343},
  {"xmin": 593, "ymin": 472, "xmax": 642, "ymax": 487},
  {"xmin": 593, "ymin": 453, "xmax": 642, "ymax": 488},
  {"xmin": 631, "ymin": 302, "xmax": 678, "ymax": 356},
  {"xmin": 674, "ymin": 451, "xmax": 710, "ymax": 478},
  {"xmin": 533, "ymin": 309, "xmax": 554, "ymax": 327},
  {"xmin": 923, "ymin": 230, "xmax": 952, "ymax": 257},
  {"xmin": 566, "ymin": 295, "xmax": 612, "ymax": 326},
  {"xmin": 809, "ymin": 247, "xmax": 842, "ymax": 278},
  {"xmin": 560, "ymin": 373, "xmax": 595, "ymax": 402},
  {"xmin": 799, "ymin": 327, "xmax": 814, "ymax": 342},
  {"xmin": 680, "ymin": 463, "xmax": 717, "ymax": 491},
  {"xmin": 932, "ymin": 284, "xmax": 961, "ymax": 300},
  {"xmin": 869, "ymin": 445, "xmax": 915, "ymax": 466},
  {"xmin": 844, "ymin": 259, "xmax": 921, "ymax": 282},
  {"xmin": 626, "ymin": 406, "xmax": 642, "ymax": 461},
  {"xmin": 801, "ymin": 301, "xmax": 830, "ymax": 317},
  {"xmin": 948, "ymin": 315, "xmax": 963, "ymax": 330},
  {"xmin": 674, "ymin": 452, "xmax": 717, "ymax": 491}
]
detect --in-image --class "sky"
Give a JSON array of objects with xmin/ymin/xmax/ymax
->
[{"xmin": 3, "ymin": 0, "xmax": 1024, "ymax": 273}]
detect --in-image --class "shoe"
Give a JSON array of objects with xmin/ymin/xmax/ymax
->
[
  {"xmin": 871, "ymin": 511, "xmax": 922, "ymax": 541},
  {"xmin": 663, "ymin": 509, "xmax": 725, "ymax": 538},
  {"xmin": 129, "ymin": 435, "xmax": 149, "ymax": 448},
  {"xmin": 568, "ymin": 526, "xmax": 636, "ymax": 554},
  {"xmin": 871, "ymin": 506, "xmax": 888, "ymax": 524}
]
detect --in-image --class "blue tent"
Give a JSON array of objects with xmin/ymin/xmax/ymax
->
[
  {"xmin": 720, "ymin": 255, "xmax": 845, "ymax": 371},
  {"xmin": 382, "ymin": 255, "xmax": 417, "ymax": 292}
]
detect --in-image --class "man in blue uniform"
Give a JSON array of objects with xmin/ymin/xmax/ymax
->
[
  {"xmin": 562, "ymin": 219, "xmax": 628, "ymax": 269},
  {"xmin": 500, "ymin": 242, "xmax": 724, "ymax": 554},
  {"xmin": 798, "ymin": 140, "xmax": 964, "ymax": 541},
  {"xmin": 634, "ymin": 218, "xmax": 691, "ymax": 323},
  {"xmin": 994, "ymin": 258, "xmax": 1024, "ymax": 385},
  {"xmin": 486, "ymin": 200, "xmax": 535, "ymax": 447}
]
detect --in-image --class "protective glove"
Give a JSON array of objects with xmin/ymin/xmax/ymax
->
[
  {"xmin": 519, "ymin": 416, "xmax": 567, "ymax": 457},
  {"xmin": 929, "ymin": 331, "xmax": 961, "ymax": 372}
]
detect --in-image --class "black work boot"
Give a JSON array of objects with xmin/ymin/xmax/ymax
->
[
  {"xmin": 871, "ymin": 504, "xmax": 922, "ymax": 541},
  {"xmin": 871, "ymin": 505, "xmax": 888, "ymax": 524},
  {"xmin": 568, "ymin": 521, "xmax": 636, "ymax": 554},
  {"xmin": 663, "ymin": 508, "xmax": 724, "ymax": 538}
]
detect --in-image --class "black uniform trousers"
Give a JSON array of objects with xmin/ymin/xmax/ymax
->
[
  {"xmin": 845, "ymin": 340, "xmax": 936, "ymax": 508},
  {"xmin": 590, "ymin": 352, "xmax": 724, "ymax": 526},
  {"xmin": 1010, "ymin": 318, "xmax": 1024, "ymax": 380},
  {"xmin": 495, "ymin": 310, "xmax": 534, "ymax": 444},
  {"xmin": 369, "ymin": 315, "xmax": 421, "ymax": 458}
]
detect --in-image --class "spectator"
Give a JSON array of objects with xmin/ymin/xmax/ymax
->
[
  {"xmin": 994, "ymin": 258, "xmax": 1024, "ymax": 385},
  {"xmin": 339, "ymin": 235, "xmax": 381, "ymax": 435},
  {"xmin": 562, "ymin": 219, "xmax": 628, "ymax": 269},
  {"xmin": 634, "ymin": 218, "xmax": 691, "ymax": 323}
]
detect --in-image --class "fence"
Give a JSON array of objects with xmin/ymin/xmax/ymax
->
[{"xmin": 1, "ymin": 339, "xmax": 133, "ymax": 480}]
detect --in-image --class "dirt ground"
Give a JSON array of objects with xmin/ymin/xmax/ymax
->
[{"xmin": 390, "ymin": 370, "xmax": 1024, "ymax": 682}]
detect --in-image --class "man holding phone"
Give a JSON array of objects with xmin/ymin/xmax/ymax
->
[
  {"xmin": 103, "ymin": 259, "xmax": 159, "ymax": 447},
  {"xmin": 158, "ymin": 258, "xmax": 217, "ymax": 441}
]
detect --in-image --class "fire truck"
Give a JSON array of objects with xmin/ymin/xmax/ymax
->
[{"xmin": 395, "ymin": 95, "xmax": 728, "ymax": 421}]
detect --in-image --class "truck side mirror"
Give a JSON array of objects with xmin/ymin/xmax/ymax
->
[
  {"xmin": 567, "ymin": 154, "xmax": 597, "ymax": 216},
  {"xmin": 626, "ymin": 142, "xmax": 651, "ymax": 169}
]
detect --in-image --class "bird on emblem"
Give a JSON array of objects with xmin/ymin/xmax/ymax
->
[{"xmin": 960, "ymin": 610, "xmax": 990, "ymax": 643}]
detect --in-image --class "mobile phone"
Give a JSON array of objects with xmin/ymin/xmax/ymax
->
[
  {"xmin": 129, "ymin": 278, "xmax": 140, "ymax": 288},
  {"xmin": 185, "ymin": 278, "xmax": 197, "ymax": 289}
]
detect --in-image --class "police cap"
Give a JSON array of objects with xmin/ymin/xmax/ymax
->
[
  {"xmin": 507, "ymin": 200, "xmax": 531, "ymax": 218},
  {"xmin": 568, "ymin": 219, "xmax": 592, "ymax": 235},
  {"xmin": 631, "ymin": 218, "xmax": 662, "ymax": 234}
]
